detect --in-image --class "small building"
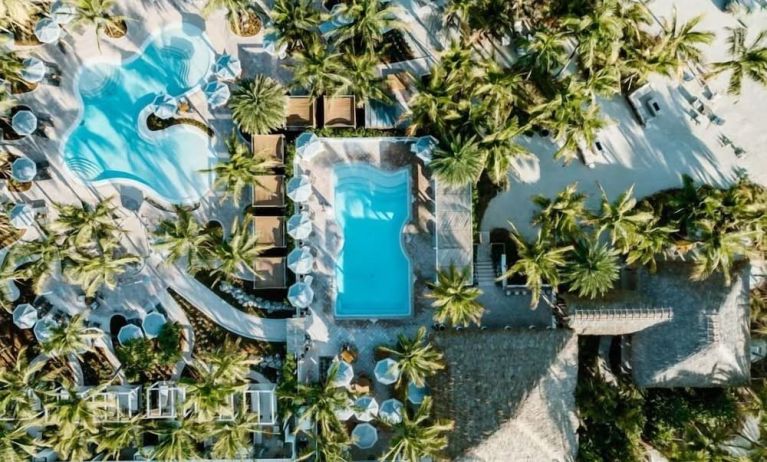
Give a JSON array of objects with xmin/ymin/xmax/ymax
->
[
  {"xmin": 145, "ymin": 381, "xmax": 186, "ymax": 419},
  {"xmin": 87, "ymin": 385, "xmax": 142, "ymax": 422},
  {"xmin": 242, "ymin": 383, "xmax": 278, "ymax": 426}
]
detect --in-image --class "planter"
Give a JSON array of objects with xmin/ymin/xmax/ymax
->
[
  {"xmin": 104, "ymin": 19, "xmax": 128, "ymax": 39},
  {"xmin": 229, "ymin": 11, "xmax": 262, "ymax": 37}
]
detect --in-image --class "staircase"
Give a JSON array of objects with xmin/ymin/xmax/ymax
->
[{"xmin": 475, "ymin": 237, "xmax": 496, "ymax": 287}]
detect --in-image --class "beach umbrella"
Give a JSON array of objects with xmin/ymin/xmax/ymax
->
[
  {"xmin": 11, "ymin": 157, "xmax": 37, "ymax": 182},
  {"xmin": 34, "ymin": 316, "xmax": 59, "ymax": 343},
  {"xmin": 353, "ymin": 396, "xmax": 379, "ymax": 422},
  {"xmin": 287, "ymin": 212, "xmax": 312, "ymax": 240},
  {"xmin": 142, "ymin": 312, "xmax": 167, "ymax": 339},
  {"xmin": 374, "ymin": 358, "xmax": 400, "ymax": 385},
  {"xmin": 203, "ymin": 80, "xmax": 230, "ymax": 109},
  {"xmin": 328, "ymin": 360, "xmax": 353, "ymax": 388},
  {"xmin": 379, "ymin": 399, "xmax": 404, "ymax": 425},
  {"xmin": 118, "ymin": 324, "xmax": 144, "ymax": 346},
  {"xmin": 288, "ymin": 281, "xmax": 314, "ymax": 308},
  {"xmin": 407, "ymin": 381, "xmax": 428, "ymax": 405},
  {"xmin": 286, "ymin": 175, "xmax": 312, "ymax": 203},
  {"xmin": 152, "ymin": 94, "xmax": 178, "ymax": 120},
  {"xmin": 13, "ymin": 304, "xmax": 38, "ymax": 329},
  {"xmin": 9, "ymin": 203, "xmax": 35, "ymax": 229},
  {"xmin": 214, "ymin": 53, "xmax": 241, "ymax": 81},
  {"xmin": 263, "ymin": 31, "xmax": 288, "ymax": 59},
  {"xmin": 295, "ymin": 132, "xmax": 323, "ymax": 160},
  {"xmin": 21, "ymin": 57, "xmax": 46, "ymax": 83},
  {"xmin": 287, "ymin": 246, "xmax": 314, "ymax": 275},
  {"xmin": 11, "ymin": 110, "xmax": 37, "ymax": 136},
  {"xmin": 34, "ymin": 18, "xmax": 61, "ymax": 44},
  {"xmin": 334, "ymin": 398, "xmax": 355, "ymax": 421},
  {"xmin": 411, "ymin": 135, "xmax": 438, "ymax": 165},
  {"xmin": 51, "ymin": 1, "xmax": 77, "ymax": 25},
  {"xmin": 352, "ymin": 423, "xmax": 378, "ymax": 449}
]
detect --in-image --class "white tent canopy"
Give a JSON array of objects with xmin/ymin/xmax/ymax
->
[
  {"xmin": 13, "ymin": 304, "xmax": 38, "ymax": 329},
  {"xmin": 11, "ymin": 157, "xmax": 37, "ymax": 182},
  {"xmin": 203, "ymin": 80, "xmax": 230, "ymax": 109},
  {"xmin": 12, "ymin": 110, "xmax": 37, "ymax": 136},
  {"xmin": 21, "ymin": 57, "xmax": 46, "ymax": 83},
  {"xmin": 351, "ymin": 423, "xmax": 378, "ymax": 449},
  {"xmin": 295, "ymin": 132, "xmax": 323, "ymax": 160},
  {"xmin": 379, "ymin": 398, "xmax": 404, "ymax": 425},
  {"xmin": 142, "ymin": 312, "xmax": 167, "ymax": 339},
  {"xmin": 10, "ymin": 203, "xmax": 35, "ymax": 229},
  {"xmin": 118, "ymin": 324, "xmax": 144, "ymax": 346},
  {"xmin": 214, "ymin": 53, "xmax": 242, "ymax": 81},
  {"xmin": 288, "ymin": 280, "xmax": 314, "ymax": 308},
  {"xmin": 287, "ymin": 246, "xmax": 314, "ymax": 275},
  {"xmin": 407, "ymin": 381, "xmax": 428, "ymax": 405},
  {"xmin": 286, "ymin": 175, "xmax": 312, "ymax": 203},
  {"xmin": 328, "ymin": 360, "xmax": 353, "ymax": 388},
  {"xmin": 34, "ymin": 316, "xmax": 59, "ymax": 343},
  {"xmin": 287, "ymin": 212, "xmax": 312, "ymax": 240},
  {"xmin": 34, "ymin": 18, "xmax": 61, "ymax": 44},
  {"xmin": 374, "ymin": 358, "xmax": 400, "ymax": 385},
  {"xmin": 353, "ymin": 396, "xmax": 379, "ymax": 422}
]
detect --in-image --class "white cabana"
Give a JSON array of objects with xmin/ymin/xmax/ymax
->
[
  {"xmin": 152, "ymin": 94, "xmax": 178, "ymax": 120},
  {"xmin": 287, "ymin": 246, "xmax": 314, "ymax": 275},
  {"xmin": 51, "ymin": 1, "xmax": 77, "ymax": 25},
  {"xmin": 295, "ymin": 132, "xmax": 323, "ymax": 160},
  {"xmin": 34, "ymin": 18, "xmax": 61, "ymax": 44},
  {"xmin": 333, "ymin": 398, "xmax": 355, "ymax": 421},
  {"xmin": 214, "ymin": 53, "xmax": 242, "ymax": 81},
  {"xmin": 21, "ymin": 57, "xmax": 46, "ymax": 83},
  {"xmin": 353, "ymin": 396, "xmax": 379, "ymax": 422},
  {"xmin": 263, "ymin": 31, "xmax": 288, "ymax": 59},
  {"xmin": 328, "ymin": 360, "xmax": 353, "ymax": 388},
  {"xmin": 34, "ymin": 316, "xmax": 59, "ymax": 343},
  {"xmin": 286, "ymin": 175, "xmax": 312, "ymax": 203},
  {"xmin": 374, "ymin": 358, "xmax": 400, "ymax": 385},
  {"xmin": 351, "ymin": 423, "xmax": 378, "ymax": 449},
  {"xmin": 142, "ymin": 312, "xmax": 167, "ymax": 339},
  {"xmin": 288, "ymin": 280, "xmax": 314, "ymax": 309},
  {"xmin": 407, "ymin": 381, "xmax": 428, "ymax": 405},
  {"xmin": 11, "ymin": 157, "xmax": 37, "ymax": 182},
  {"xmin": 203, "ymin": 80, "xmax": 230, "ymax": 108},
  {"xmin": 11, "ymin": 110, "xmax": 37, "ymax": 136},
  {"xmin": 287, "ymin": 212, "xmax": 312, "ymax": 240},
  {"xmin": 379, "ymin": 398, "xmax": 404, "ymax": 425},
  {"xmin": 118, "ymin": 324, "xmax": 144, "ymax": 346},
  {"xmin": 10, "ymin": 203, "xmax": 35, "ymax": 229},
  {"xmin": 13, "ymin": 304, "xmax": 38, "ymax": 329},
  {"xmin": 411, "ymin": 135, "xmax": 438, "ymax": 165}
]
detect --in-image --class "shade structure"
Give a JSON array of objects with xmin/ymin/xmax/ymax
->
[
  {"xmin": 352, "ymin": 423, "xmax": 378, "ymax": 449},
  {"xmin": 203, "ymin": 80, "xmax": 230, "ymax": 109},
  {"xmin": 13, "ymin": 304, "xmax": 38, "ymax": 329},
  {"xmin": 34, "ymin": 18, "xmax": 61, "ymax": 44},
  {"xmin": 374, "ymin": 358, "xmax": 400, "ymax": 385},
  {"xmin": 353, "ymin": 396, "xmax": 379, "ymax": 422},
  {"xmin": 11, "ymin": 157, "xmax": 37, "ymax": 182},
  {"xmin": 51, "ymin": 1, "xmax": 77, "ymax": 24},
  {"xmin": 288, "ymin": 281, "xmax": 314, "ymax": 308},
  {"xmin": 11, "ymin": 110, "xmax": 37, "ymax": 136},
  {"xmin": 379, "ymin": 398, "xmax": 404, "ymax": 425},
  {"xmin": 287, "ymin": 246, "xmax": 314, "ymax": 275},
  {"xmin": 263, "ymin": 31, "xmax": 288, "ymax": 59},
  {"xmin": 287, "ymin": 212, "xmax": 312, "ymax": 240},
  {"xmin": 117, "ymin": 324, "xmax": 144, "ymax": 346},
  {"xmin": 214, "ymin": 53, "xmax": 242, "ymax": 81},
  {"xmin": 286, "ymin": 175, "xmax": 312, "ymax": 203},
  {"xmin": 34, "ymin": 316, "xmax": 59, "ymax": 343},
  {"xmin": 407, "ymin": 381, "xmax": 429, "ymax": 405},
  {"xmin": 411, "ymin": 136, "xmax": 438, "ymax": 165},
  {"xmin": 328, "ymin": 360, "xmax": 353, "ymax": 388},
  {"xmin": 334, "ymin": 398, "xmax": 355, "ymax": 421},
  {"xmin": 10, "ymin": 203, "xmax": 35, "ymax": 229},
  {"xmin": 152, "ymin": 94, "xmax": 178, "ymax": 120},
  {"xmin": 21, "ymin": 57, "xmax": 45, "ymax": 83},
  {"xmin": 295, "ymin": 132, "xmax": 323, "ymax": 160},
  {"xmin": 142, "ymin": 312, "xmax": 167, "ymax": 339}
]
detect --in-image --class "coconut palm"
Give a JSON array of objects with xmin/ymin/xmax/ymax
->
[
  {"xmin": 429, "ymin": 134, "xmax": 485, "ymax": 186},
  {"xmin": 8, "ymin": 231, "xmax": 62, "ymax": 293},
  {"xmin": 332, "ymin": 0, "xmax": 401, "ymax": 52},
  {"xmin": 710, "ymin": 26, "xmax": 767, "ymax": 96},
  {"xmin": 584, "ymin": 67, "xmax": 622, "ymax": 99},
  {"xmin": 72, "ymin": 0, "xmax": 128, "ymax": 50},
  {"xmin": 0, "ymin": 349, "xmax": 53, "ymax": 420},
  {"xmin": 202, "ymin": 132, "xmax": 278, "ymax": 204},
  {"xmin": 301, "ymin": 431, "xmax": 351, "ymax": 462},
  {"xmin": 0, "ymin": 51, "xmax": 24, "ymax": 86},
  {"xmin": 427, "ymin": 265, "xmax": 484, "ymax": 327},
  {"xmin": 152, "ymin": 207, "xmax": 214, "ymax": 273},
  {"xmin": 269, "ymin": 0, "xmax": 321, "ymax": 52},
  {"xmin": 46, "ymin": 431, "xmax": 94, "ymax": 462},
  {"xmin": 210, "ymin": 413, "xmax": 263, "ymax": 459},
  {"xmin": 293, "ymin": 365, "xmax": 350, "ymax": 436},
  {"xmin": 44, "ymin": 388, "xmax": 102, "ymax": 462},
  {"xmin": 0, "ymin": 423, "xmax": 37, "ymax": 462},
  {"xmin": 501, "ymin": 230, "xmax": 572, "ymax": 307},
  {"xmin": 518, "ymin": 30, "xmax": 568, "ymax": 76},
  {"xmin": 182, "ymin": 369, "xmax": 240, "ymax": 422},
  {"xmin": 690, "ymin": 219, "xmax": 755, "ymax": 285},
  {"xmin": 472, "ymin": 61, "xmax": 524, "ymax": 122},
  {"xmin": 150, "ymin": 419, "xmax": 204, "ymax": 461},
  {"xmin": 382, "ymin": 397, "xmax": 453, "ymax": 462},
  {"xmin": 229, "ymin": 76, "xmax": 287, "ymax": 135},
  {"xmin": 50, "ymin": 199, "xmax": 122, "ymax": 250},
  {"xmin": 479, "ymin": 116, "xmax": 530, "ymax": 186},
  {"xmin": 199, "ymin": 339, "xmax": 257, "ymax": 384},
  {"xmin": 531, "ymin": 183, "xmax": 589, "ymax": 242},
  {"xmin": 291, "ymin": 41, "xmax": 348, "ymax": 98},
  {"xmin": 564, "ymin": 235, "xmax": 621, "ymax": 299},
  {"xmin": 377, "ymin": 327, "xmax": 444, "ymax": 387},
  {"xmin": 563, "ymin": 0, "xmax": 625, "ymax": 71},
  {"xmin": 202, "ymin": 0, "xmax": 258, "ymax": 35},
  {"xmin": 341, "ymin": 52, "xmax": 390, "ymax": 104},
  {"xmin": 405, "ymin": 69, "xmax": 462, "ymax": 135},
  {"xmin": 95, "ymin": 416, "xmax": 143, "ymax": 460},
  {"xmin": 63, "ymin": 250, "xmax": 141, "ymax": 297},
  {"xmin": 595, "ymin": 185, "xmax": 654, "ymax": 253},
  {"xmin": 625, "ymin": 219, "xmax": 676, "ymax": 273},
  {"xmin": 40, "ymin": 314, "xmax": 103, "ymax": 359},
  {"xmin": 0, "ymin": 0, "xmax": 40, "ymax": 31},
  {"xmin": 656, "ymin": 9, "xmax": 714, "ymax": 77},
  {"xmin": 209, "ymin": 217, "xmax": 269, "ymax": 283}
]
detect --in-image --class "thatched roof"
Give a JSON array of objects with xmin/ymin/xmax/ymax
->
[
  {"xmin": 431, "ymin": 329, "xmax": 578, "ymax": 462},
  {"xmin": 564, "ymin": 290, "xmax": 673, "ymax": 336}
]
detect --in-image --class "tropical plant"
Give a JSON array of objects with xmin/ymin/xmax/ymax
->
[
  {"xmin": 341, "ymin": 52, "xmax": 390, "ymax": 104},
  {"xmin": 0, "ymin": 0, "xmax": 41, "ymax": 32},
  {"xmin": 152, "ymin": 207, "xmax": 214, "ymax": 273},
  {"xmin": 429, "ymin": 134, "xmax": 485, "ymax": 186},
  {"xmin": 50, "ymin": 199, "xmax": 122, "ymax": 250},
  {"xmin": 656, "ymin": 10, "xmax": 714, "ymax": 77},
  {"xmin": 710, "ymin": 26, "xmax": 767, "ymax": 96},
  {"xmin": 203, "ymin": 132, "xmax": 278, "ymax": 204},
  {"xmin": 624, "ymin": 219, "xmax": 676, "ymax": 273},
  {"xmin": 382, "ymin": 396, "xmax": 453, "ymax": 462},
  {"xmin": 292, "ymin": 364, "xmax": 350, "ymax": 436},
  {"xmin": 183, "ymin": 364, "xmax": 241, "ymax": 422},
  {"xmin": 0, "ymin": 423, "xmax": 37, "ymax": 462},
  {"xmin": 331, "ymin": 0, "xmax": 401, "ymax": 52},
  {"xmin": 563, "ymin": 0, "xmax": 626, "ymax": 72},
  {"xmin": 0, "ymin": 51, "xmax": 24, "ymax": 86},
  {"xmin": 210, "ymin": 413, "xmax": 263, "ymax": 459},
  {"xmin": 301, "ymin": 431, "xmax": 351, "ymax": 462},
  {"xmin": 564, "ymin": 235, "xmax": 621, "ymax": 299},
  {"xmin": 229, "ymin": 76, "xmax": 287, "ymax": 135},
  {"xmin": 209, "ymin": 217, "xmax": 269, "ymax": 283},
  {"xmin": 8, "ymin": 231, "xmax": 62, "ymax": 293},
  {"xmin": 377, "ymin": 327, "xmax": 444, "ymax": 387},
  {"xmin": 150, "ymin": 419, "xmax": 204, "ymax": 461},
  {"xmin": 517, "ymin": 30, "xmax": 568, "ymax": 76},
  {"xmin": 44, "ymin": 387, "xmax": 101, "ymax": 461},
  {"xmin": 478, "ymin": 116, "xmax": 530, "ymax": 186},
  {"xmin": 40, "ymin": 314, "xmax": 103, "ymax": 359},
  {"xmin": 201, "ymin": 0, "xmax": 258, "ymax": 35},
  {"xmin": 690, "ymin": 220, "xmax": 755, "ymax": 286},
  {"xmin": 531, "ymin": 183, "xmax": 589, "ymax": 242},
  {"xmin": 427, "ymin": 265, "xmax": 484, "ymax": 327},
  {"xmin": 45, "ymin": 431, "xmax": 94, "ymax": 462},
  {"xmin": 269, "ymin": 0, "xmax": 321, "ymax": 52},
  {"xmin": 0, "ymin": 349, "xmax": 53, "ymax": 420},
  {"xmin": 290, "ymin": 41, "xmax": 348, "ymax": 98},
  {"xmin": 445, "ymin": 0, "xmax": 513, "ymax": 42},
  {"xmin": 595, "ymin": 185, "xmax": 654, "ymax": 253},
  {"xmin": 95, "ymin": 416, "xmax": 144, "ymax": 460},
  {"xmin": 72, "ymin": 0, "xmax": 128, "ymax": 50},
  {"xmin": 199, "ymin": 339, "xmax": 257, "ymax": 384},
  {"xmin": 63, "ymin": 249, "xmax": 141, "ymax": 297}
]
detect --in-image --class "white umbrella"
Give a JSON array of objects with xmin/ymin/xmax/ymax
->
[
  {"xmin": 263, "ymin": 31, "xmax": 288, "ymax": 59},
  {"xmin": 152, "ymin": 94, "xmax": 178, "ymax": 120},
  {"xmin": 214, "ymin": 53, "xmax": 241, "ymax": 81},
  {"xmin": 51, "ymin": 1, "xmax": 77, "ymax": 25},
  {"xmin": 287, "ymin": 212, "xmax": 312, "ymax": 240},
  {"xmin": 117, "ymin": 324, "xmax": 144, "ymax": 346},
  {"xmin": 328, "ymin": 360, "xmax": 353, "ymax": 388},
  {"xmin": 411, "ymin": 136, "xmax": 438, "ymax": 165},
  {"xmin": 353, "ymin": 396, "xmax": 379, "ymax": 422},
  {"xmin": 34, "ymin": 316, "xmax": 59, "ymax": 343},
  {"xmin": 287, "ymin": 246, "xmax": 314, "ymax": 275},
  {"xmin": 9, "ymin": 203, "xmax": 35, "ymax": 229},
  {"xmin": 334, "ymin": 398, "xmax": 355, "ymax": 421},
  {"xmin": 407, "ymin": 381, "xmax": 428, "ymax": 405},
  {"xmin": 288, "ymin": 281, "xmax": 314, "ymax": 308},
  {"xmin": 13, "ymin": 304, "xmax": 38, "ymax": 329},
  {"xmin": 203, "ymin": 80, "xmax": 230, "ymax": 109},
  {"xmin": 352, "ymin": 423, "xmax": 378, "ymax": 449},
  {"xmin": 295, "ymin": 132, "xmax": 323, "ymax": 160},
  {"xmin": 286, "ymin": 175, "xmax": 312, "ymax": 203},
  {"xmin": 11, "ymin": 110, "xmax": 37, "ymax": 136},
  {"xmin": 379, "ymin": 399, "xmax": 404, "ymax": 425},
  {"xmin": 34, "ymin": 18, "xmax": 61, "ymax": 44},
  {"xmin": 11, "ymin": 157, "xmax": 37, "ymax": 182},
  {"xmin": 21, "ymin": 57, "xmax": 46, "ymax": 83},
  {"xmin": 142, "ymin": 312, "xmax": 167, "ymax": 339},
  {"xmin": 374, "ymin": 358, "xmax": 400, "ymax": 385}
]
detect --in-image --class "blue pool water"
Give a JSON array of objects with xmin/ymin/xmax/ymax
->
[
  {"xmin": 334, "ymin": 164, "xmax": 412, "ymax": 318},
  {"xmin": 61, "ymin": 23, "xmax": 216, "ymax": 204}
]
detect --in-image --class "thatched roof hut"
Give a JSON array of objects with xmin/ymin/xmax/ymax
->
[{"xmin": 431, "ymin": 329, "xmax": 579, "ymax": 461}]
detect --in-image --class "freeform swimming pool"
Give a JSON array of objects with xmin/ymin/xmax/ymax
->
[
  {"xmin": 61, "ymin": 23, "xmax": 216, "ymax": 204},
  {"xmin": 333, "ymin": 164, "xmax": 412, "ymax": 318}
]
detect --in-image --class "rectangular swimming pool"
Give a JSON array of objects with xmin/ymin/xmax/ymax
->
[{"xmin": 333, "ymin": 164, "xmax": 412, "ymax": 318}]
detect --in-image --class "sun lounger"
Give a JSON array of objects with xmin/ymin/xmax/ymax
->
[
  {"xmin": 285, "ymin": 96, "xmax": 316, "ymax": 130},
  {"xmin": 323, "ymin": 95, "xmax": 356, "ymax": 128},
  {"xmin": 252, "ymin": 134, "xmax": 285, "ymax": 165},
  {"xmin": 252, "ymin": 174, "xmax": 285, "ymax": 207}
]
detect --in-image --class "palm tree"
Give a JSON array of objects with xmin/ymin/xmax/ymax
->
[
  {"xmin": 202, "ymin": 0, "xmax": 258, "ymax": 36},
  {"xmin": 501, "ymin": 231, "xmax": 572, "ymax": 307},
  {"xmin": 595, "ymin": 185, "xmax": 654, "ymax": 253},
  {"xmin": 0, "ymin": 51, "xmax": 24, "ymax": 87},
  {"xmin": 625, "ymin": 219, "xmax": 676, "ymax": 273},
  {"xmin": 210, "ymin": 413, "xmax": 263, "ymax": 459},
  {"xmin": 229, "ymin": 76, "xmax": 287, "ymax": 135},
  {"xmin": 294, "ymin": 366, "xmax": 350, "ymax": 436},
  {"xmin": 563, "ymin": 0, "xmax": 624, "ymax": 71},
  {"xmin": 518, "ymin": 30, "xmax": 568, "ymax": 76},
  {"xmin": 72, "ymin": 0, "xmax": 128, "ymax": 50},
  {"xmin": 150, "ymin": 419, "xmax": 204, "ymax": 461},
  {"xmin": 531, "ymin": 183, "xmax": 589, "ymax": 242},
  {"xmin": 710, "ymin": 26, "xmax": 767, "ymax": 96},
  {"xmin": 382, "ymin": 397, "xmax": 453, "ymax": 462},
  {"xmin": 8, "ymin": 231, "xmax": 62, "ymax": 293},
  {"xmin": 341, "ymin": 52, "xmax": 390, "ymax": 105},
  {"xmin": 269, "ymin": 0, "xmax": 321, "ymax": 52},
  {"xmin": 377, "ymin": 327, "xmax": 444, "ymax": 387},
  {"xmin": 690, "ymin": 219, "xmax": 755, "ymax": 285},
  {"xmin": 95, "ymin": 416, "xmax": 143, "ymax": 460},
  {"xmin": 429, "ymin": 135, "xmax": 485, "ymax": 186},
  {"xmin": 0, "ymin": 423, "xmax": 37, "ymax": 462},
  {"xmin": 44, "ymin": 388, "xmax": 101, "ymax": 461},
  {"xmin": 210, "ymin": 217, "xmax": 269, "ymax": 283},
  {"xmin": 427, "ymin": 265, "xmax": 484, "ymax": 327},
  {"xmin": 40, "ymin": 314, "xmax": 103, "ymax": 359},
  {"xmin": 152, "ymin": 207, "xmax": 214, "ymax": 273},
  {"xmin": 301, "ymin": 431, "xmax": 351, "ymax": 462},
  {"xmin": 199, "ymin": 339, "xmax": 257, "ymax": 384},
  {"xmin": 45, "ymin": 431, "xmax": 94, "ymax": 462},
  {"xmin": 332, "ymin": 0, "xmax": 401, "ymax": 52},
  {"xmin": 405, "ymin": 70, "xmax": 462, "ymax": 135},
  {"xmin": 50, "ymin": 199, "xmax": 121, "ymax": 250},
  {"xmin": 564, "ymin": 235, "xmax": 621, "ymax": 299},
  {"xmin": 479, "ymin": 116, "xmax": 530, "ymax": 186},
  {"xmin": 656, "ymin": 10, "xmax": 714, "ymax": 77},
  {"xmin": 291, "ymin": 41, "xmax": 348, "ymax": 98},
  {"xmin": 0, "ymin": 349, "xmax": 52, "ymax": 420},
  {"xmin": 472, "ymin": 61, "xmax": 523, "ymax": 122},
  {"xmin": 63, "ymin": 250, "xmax": 141, "ymax": 297},
  {"xmin": 183, "ymin": 367, "xmax": 240, "ymax": 422},
  {"xmin": 0, "ymin": 0, "xmax": 40, "ymax": 31}
]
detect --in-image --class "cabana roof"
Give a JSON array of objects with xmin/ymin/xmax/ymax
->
[
  {"xmin": 323, "ymin": 95, "xmax": 356, "ymax": 128},
  {"xmin": 286, "ymin": 96, "xmax": 316, "ymax": 129},
  {"xmin": 252, "ymin": 215, "xmax": 286, "ymax": 248},
  {"xmin": 564, "ymin": 289, "xmax": 673, "ymax": 336},
  {"xmin": 253, "ymin": 174, "xmax": 285, "ymax": 207},
  {"xmin": 252, "ymin": 134, "xmax": 285, "ymax": 165},
  {"xmin": 253, "ymin": 256, "xmax": 287, "ymax": 289}
]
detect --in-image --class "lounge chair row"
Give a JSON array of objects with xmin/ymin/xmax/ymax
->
[{"xmin": 285, "ymin": 95, "xmax": 357, "ymax": 129}]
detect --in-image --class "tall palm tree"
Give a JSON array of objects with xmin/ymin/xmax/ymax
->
[
  {"xmin": 291, "ymin": 41, "xmax": 348, "ymax": 98},
  {"xmin": 43, "ymin": 388, "xmax": 101, "ymax": 461},
  {"xmin": 40, "ymin": 314, "xmax": 103, "ymax": 359},
  {"xmin": 210, "ymin": 413, "xmax": 263, "ymax": 459},
  {"xmin": 203, "ymin": 132, "xmax": 278, "ymax": 204},
  {"xmin": 564, "ymin": 235, "xmax": 621, "ymax": 299},
  {"xmin": 377, "ymin": 327, "xmax": 444, "ymax": 387},
  {"xmin": 710, "ymin": 26, "xmax": 767, "ymax": 96},
  {"xmin": 200, "ymin": 339, "xmax": 257, "ymax": 384},
  {"xmin": 382, "ymin": 397, "xmax": 453, "ymax": 462},
  {"xmin": 183, "ymin": 367, "xmax": 240, "ymax": 422},
  {"xmin": 690, "ymin": 219, "xmax": 755, "ymax": 285},
  {"xmin": 45, "ymin": 431, "xmax": 93, "ymax": 462},
  {"xmin": 294, "ymin": 365, "xmax": 350, "ymax": 436},
  {"xmin": 210, "ymin": 217, "xmax": 269, "ymax": 283},
  {"xmin": 8, "ymin": 231, "xmax": 62, "ymax": 293},
  {"xmin": 229, "ymin": 76, "xmax": 287, "ymax": 135},
  {"xmin": 472, "ymin": 61, "xmax": 523, "ymax": 122},
  {"xmin": 50, "ymin": 199, "xmax": 121, "ymax": 250},
  {"xmin": 405, "ymin": 68, "xmax": 462, "ymax": 135},
  {"xmin": 657, "ymin": 10, "xmax": 714, "ymax": 77},
  {"xmin": 0, "ymin": 51, "xmax": 24, "ymax": 87},
  {"xmin": 332, "ymin": 0, "xmax": 401, "ymax": 52},
  {"xmin": 479, "ymin": 116, "xmax": 530, "ymax": 186},
  {"xmin": 152, "ymin": 207, "xmax": 214, "ymax": 273},
  {"xmin": 202, "ymin": 0, "xmax": 257, "ymax": 35},
  {"xmin": 501, "ymin": 231, "xmax": 572, "ymax": 307},
  {"xmin": 625, "ymin": 218, "xmax": 676, "ymax": 273},
  {"xmin": 94, "ymin": 416, "xmax": 143, "ymax": 460},
  {"xmin": 72, "ymin": 0, "xmax": 128, "ymax": 50},
  {"xmin": 150, "ymin": 419, "xmax": 204, "ymax": 461},
  {"xmin": 301, "ymin": 431, "xmax": 351, "ymax": 462},
  {"xmin": 563, "ymin": 0, "xmax": 624, "ymax": 71},
  {"xmin": 518, "ymin": 30, "xmax": 568, "ymax": 76},
  {"xmin": 595, "ymin": 185, "xmax": 654, "ymax": 253},
  {"xmin": 429, "ymin": 134, "xmax": 485, "ymax": 186},
  {"xmin": 427, "ymin": 265, "xmax": 484, "ymax": 327},
  {"xmin": 63, "ymin": 250, "xmax": 141, "ymax": 297},
  {"xmin": 0, "ymin": 423, "xmax": 37, "ymax": 462},
  {"xmin": 531, "ymin": 183, "xmax": 589, "ymax": 242},
  {"xmin": 0, "ymin": 349, "xmax": 52, "ymax": 420},
  {"xmin": 0, "ymin": 0, "xmax": 40, "ymax": 32},
  {"xmin": 341, "ymin": 52, "xmax": 390, "ymax": 105},
  {"xmin": 269, "ymin": 0, "xmax": 321, "ymax": 52}
]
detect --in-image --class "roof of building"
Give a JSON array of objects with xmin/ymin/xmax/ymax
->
[
  {"xmin": 431, "ymin": 329, "xmax": 579, "ymax": 462},
  {"xmin": 435, "ymin": 182, "xmax": 473, "ymax": 281},
  {"xmin": 564, "ymin": 289, "xmax": 674, "ymax": 336}
]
